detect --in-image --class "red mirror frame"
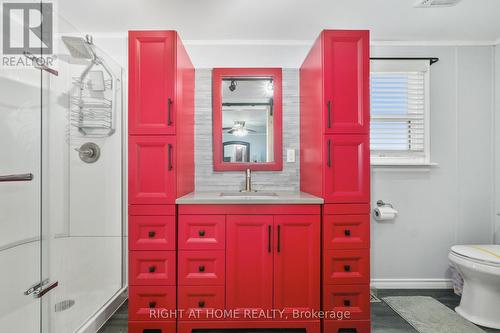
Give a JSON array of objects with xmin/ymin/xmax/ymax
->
[{"xmin": 212, "ymin": 68, "xmax": 283, "ymax": 171}]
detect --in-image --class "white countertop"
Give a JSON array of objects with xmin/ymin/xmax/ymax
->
[{"xmin": 176, "ymin": 191, "xmax": 324, "ymax": 205}]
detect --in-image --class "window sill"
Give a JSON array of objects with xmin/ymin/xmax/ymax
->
[{"xmin": 371, "ymin": 162, "xmax": 438, "ymax": 171}]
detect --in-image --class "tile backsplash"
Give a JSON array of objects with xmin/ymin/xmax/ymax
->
[{"xmin": 195, "ymin": 68, "xmax": 300, "ymax": 192}]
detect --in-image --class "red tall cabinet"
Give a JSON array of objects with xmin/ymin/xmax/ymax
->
[
  {"xmin": 300, "ymin": 30, "xmax": 371, "ymax": 333},
  {"xmin": 128, "ymin": 30, "xmax": 195, "ymax": 333}
]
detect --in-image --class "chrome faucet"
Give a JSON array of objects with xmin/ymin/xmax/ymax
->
[{"xmin": 240, "ymin": 168, "xmax": 254, "ymax": 192}]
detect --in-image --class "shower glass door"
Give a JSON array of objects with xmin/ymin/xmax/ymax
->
[{"xmin": 0, "ymin": 41, "xmax": 44, "ymax": 333}]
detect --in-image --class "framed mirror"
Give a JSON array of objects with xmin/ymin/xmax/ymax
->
[{"xmin": 212, "ymin": 68, "xmax": 282, "ymax": 171}]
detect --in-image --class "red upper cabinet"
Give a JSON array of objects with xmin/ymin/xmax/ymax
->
[
  {"xmin": 129, "ymin": 31, "xmax": 176, "ymax": 135},
  {"xmin": 323, "ymin": 30, "xmax": 370, "ymax": 134},
  {"xmin": 324, "ymin": 134, "xmax": 370, "ymax": 203},
  {"xmin": 226, "ymin": 215, "xmax": 273, "ymax": 312},
  {"xmin": 274, "ymin": 215, "xmax": 320, "ymax": 315},
  {"xmin": 300, "ymin": 30, "xmax": 370, "ymax": 203},
  {"xmin": 128, "ymin": 30, "xmax": 195, "ymax": 204},
  {"xmin": 129, "ymin": 136, "xmax": 176, "ymax": 204}
]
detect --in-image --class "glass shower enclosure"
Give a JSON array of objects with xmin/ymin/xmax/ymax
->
[{"xmin": 0, "ymin": 2, "xmax": 126, "ymax": 332}]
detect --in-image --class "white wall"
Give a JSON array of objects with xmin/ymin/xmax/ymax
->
[
  {"xmin": 94, "ymin": 36, "xmax": 497, "ymax": 286},
  {"xmin": 495, "ymin": 43, "xmax": 500, "ymax": 244},
  {"xmin": 370, "ymin": 46, "xmax": 495, "ymax": 287}
]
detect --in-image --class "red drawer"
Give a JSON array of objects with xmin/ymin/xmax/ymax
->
[
  {"xmin": 323, "ymin": 204, "xmax": 370, "ymax": 215},
  {"xmin": 324, "ymin": 249, "xmax": 370, "ymax": 285},
  {"xmin": 323, "ymin": 320, "xmax": 371, "ymax": 333},
  {"xmin": 178, "ymin": 286, "xmax": 225, "ymax": 319},
  {"xmin": 129, "ymin": 216, "xmax": 176, "ymax": 251},
  {"xmin": 323, "ymin": 284, "xmax": 370, "ymax": 320},
  {"xmin": 128, "ymin": 321, "xmax": 176, "ymax": 333},
  {"xmin": 178, "ymin": 250, "xmax": 225, "ymax": 285},
  {"xmin": 129, "ymin": 286, "xmax": 176, "ymax": 321},
  {"xmin": 129, "ymin": 205, "xmax": 176, "ymax": 216},
  {"xmin": 129, "ymin": 251, "xmax": 176, "ymax": 286},
  {"xmin": 178, "ymin": 215, "xmax": 225, "ymax": 250},
  {"xmin": 323, "ymin": 215, "xmax": 369, "ymax": 250}
]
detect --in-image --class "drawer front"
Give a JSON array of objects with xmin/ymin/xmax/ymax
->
[
  {"xmin": 324, "ymin": 215, "xmax": 369, "ymax": 250},
  {"xmin": 129, "ymin": 251, "xmax": 176, "ymax": 286},
  {"xmin": 178, "ymin": 250, "xmax": 225, "ymax": 285},
  {"xmin": 178, "ymin": 285, "xmax": 225, "ymax": 319},
  {"xmin": 323, "ymin": 284, "xmax": 370, "ymax": 320},
  {"xmin": 129, "ymin": 205, "xmax": 176, "ymax": 216},
  {"xmin": 323, "ymin": 204, "xmax": 370, "ymax": 215},
  {"xmin": 129, "ymin": 286, "xmax": 176, "ymax": 321},
  {"xmin": 323, "ymin": 320, "xmax": 371, "ymax": 333},
  {"xmin": 178, "ymin": 215, "xmax": 225, "ymax": 250},
  {"xmin": 128, "ymin": 321, "xmax": 176, "ymax": 333},
  {"xmin": 324, "ymin": 249, "xmax": 370, "ymax": 285},
  {"xmin": 129, "ymin": 216, "xmax": 176, "ymax": 251}
]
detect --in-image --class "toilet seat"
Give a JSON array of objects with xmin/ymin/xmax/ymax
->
[{"xmin": 451, "ymin": 245, "xmax": 500, "ymax": 267}]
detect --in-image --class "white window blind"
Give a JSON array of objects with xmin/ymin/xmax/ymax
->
[{"xmin": 370, "ymin": 60, "xmax": 431, "ymax": 165}]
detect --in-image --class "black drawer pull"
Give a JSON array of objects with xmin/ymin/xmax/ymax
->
[
  {"xmin": 198, "ymin": 265, "xmax": 205, "ymax": 272},
  {"xmin": 344, "ymin": 265, "xmax": 351, "ymax": 272},
  {"xmin": 344, "ymin": 299, "xmax": 351, "ymax": 307},
  {"xmin": 344, "ymin": 229, "xmax": 351, "ymax": 236},
  {"xmin": 339, "ymin": 329, "xmax": 357, "ymax": 333},
  {"xmin": 198, "ymin": 300, "xmax": 205, "ymax": 308},
  {"xmin": 148, "ymin": 266, "xmax": 156, "ymax": 273},
  {"xmin": 198, "ymin": 230, "xmax": 206, "ymax": 237},
  {"xmin": 143, "ymin": 329, "xmax": 162, "ymax": 333},
  {"xmin": 148, "ymin": 231, "xmax": 156, "ymax": 238},
  {"xmin": 148, "ymin": 301, "xmax": 156, "ymax": 308}
]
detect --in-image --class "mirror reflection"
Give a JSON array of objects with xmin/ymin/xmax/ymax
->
[{"xmin": 222, "ymin": 78, "xmax": 274, "ymax": 163}]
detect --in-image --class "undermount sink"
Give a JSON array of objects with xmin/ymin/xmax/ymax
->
[{"xmin": 220, "ymin": 192, "xmax": 278, "ymax": 198}]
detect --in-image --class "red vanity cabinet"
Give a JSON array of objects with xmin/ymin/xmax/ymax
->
[
  {"xmin": 177, "ymin": 204, "xmax": 321, "ymax": 332},
  {"xmin": 226, "ymin": 215, "xmax": 274, "ymax": 313},
  {"xmin": 300, "ymin": 30, "xmax": 371, "ymax": 333},
  {"xmin": 128, "ymin": 30, "xmax": 194, "ymax": 332}
]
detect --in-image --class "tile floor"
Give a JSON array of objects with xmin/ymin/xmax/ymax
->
[{"xmin": 99, "ymin": 289, "xmax": 500, "ymax": 333}]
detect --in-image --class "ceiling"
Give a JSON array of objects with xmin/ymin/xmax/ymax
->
[{"xmin": 58, "ymin": 0, "xmax": 500, "ymax": 43}]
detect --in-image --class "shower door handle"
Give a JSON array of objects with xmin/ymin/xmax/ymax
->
[
  {"xmin": 0, "ymin": 173, "xmax": 33, "ymax": 182},
  {"xmin": 33, "ymin": 281, "xmax": 58, "ymax": 298}
]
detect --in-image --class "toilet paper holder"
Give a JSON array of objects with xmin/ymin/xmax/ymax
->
[{"xmin": 376, "ymin": 200, "xmax": 394, "ymax": 208}]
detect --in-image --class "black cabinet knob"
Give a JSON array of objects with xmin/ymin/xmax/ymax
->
[
  {"xmin": 198, "ymin": 300, "xmax": 205, "ymax": 308},
  {"xmin": 148, "ymin": 231, "xmax": 156, "ymax": 238},
  {"xmin": 149, "ymin": 301, "xmax": 156, "ymax": 308},
  {"xmin": 198, "ymin": 265, "xmax": 205, "ymax": 272},
  {"xmin": 198, "ymin": 230, "xmax": 206, "ymax": 237},
  {"xmin": 344, "ymin": 229, "xmax": 351, "ymax": 236},
  {"xmin": 344, "ymin": 299, "xmax": 351, "ymax": 307},
  {"xmin": 344, "ymin": 265, "xmax": 351, "ymax": 272},
  {"xmin": 148, "ymin": 266, "xmax": 156, "ymax": 273}
]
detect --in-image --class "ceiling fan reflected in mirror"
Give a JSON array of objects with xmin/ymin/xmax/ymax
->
[{"xmin": 223, "ymin": 121, "xmax": 256, "ymax": 137}]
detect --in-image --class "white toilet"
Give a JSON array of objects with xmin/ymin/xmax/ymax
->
[{"xmin": 449, "ymin": 245, "xmax": 500, "ymax": 329}]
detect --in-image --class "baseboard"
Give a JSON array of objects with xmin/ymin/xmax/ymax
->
[
  {"xmin": 77, "ymin": 286, "xmax": 128, "ymax": 333},
  {"xmin": 371, "ymin": 278, "xmax": 453, "ymax": 289}
]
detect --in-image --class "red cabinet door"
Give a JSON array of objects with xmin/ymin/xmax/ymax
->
[
  {"xmin": 129, "ymin": 136, "xmax": 176, "ymax": 204},
  {"xmin": 323, "ymin": 30, "xmax": 369, "ymax": 134},
  {"xmin": 129, "ymin": 31, "xmax": 176, "ymax": 135},
  {"xmin": 274, "ymin": 215, "xmax": 320, "ymax": 316},
  {"xmin": 324, "ymin": 134, "xmax": 370, "ymax": 203},
  {"xmin": 226, "ymin": 215, "xmax": 273, "ymax": 313}
]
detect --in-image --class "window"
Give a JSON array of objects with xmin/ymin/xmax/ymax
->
[{"xmin": 370, "ymin": 60, "xmax": 431, "ymax": 165}]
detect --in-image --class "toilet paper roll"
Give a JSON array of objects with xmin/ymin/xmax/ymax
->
[{"xmin": 373, "ymin": 206, "xmax": 398, "ymax": 221}]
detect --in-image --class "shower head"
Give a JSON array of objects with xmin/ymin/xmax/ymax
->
[{"xmin": 61, "ymin": 36, "xmax": 96, "ymax": 60}]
